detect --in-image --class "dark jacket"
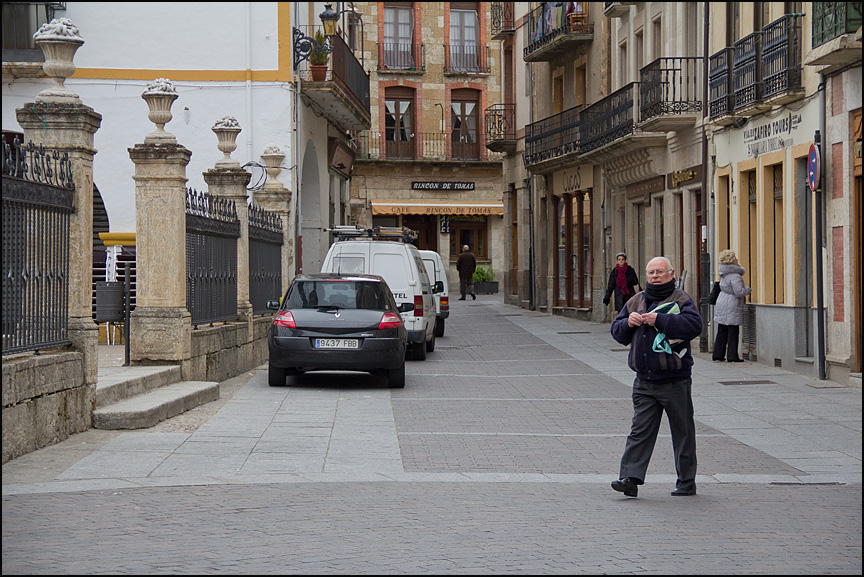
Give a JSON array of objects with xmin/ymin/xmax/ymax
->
[
  {"xmin": 611, "ymin": 288, "xmax": 703, "ymax": 381},
  {"xmin": 603, "ymin": 265, "xmax": 640, "ymax": 311},
  {"xmin": 456, "ymin": 251, "xmax": 476, "ymax": 279}
]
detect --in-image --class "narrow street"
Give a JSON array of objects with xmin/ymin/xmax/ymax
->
[{"xmin": 3, "ymin": 295, "xmax": 861, "ymax": 574}]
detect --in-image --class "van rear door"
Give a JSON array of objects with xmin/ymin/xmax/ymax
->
[{"xmin": 372, "ymin": 251, "xmax": 412, "ymax": 303}]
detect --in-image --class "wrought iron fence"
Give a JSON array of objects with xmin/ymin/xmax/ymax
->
[
  {"xmin": 354, "ymin": 132, "xmax": 503, "ymax": 163},
  {"xmin": 491, "ymin": 2, "xmax": 515, "ymax": 37},
  {"xmin": 248, "ymin": 204, "xmax": 283, "ymax": 315},
  {"xmin": 2, "ymin": 137, "xmax": 74, "ymax": 355},
  {"xmin": 813, "ymin": 1, "xmax": 863, "ymax": 48},
  {"xmin": 524, "ymin": 1, "xmax": 591, "ymax": 58},
  {"xmin": 185, "ymin": 188, "xmax": 240, "ymax": 327},
  {"xmin": 762, "ymin": 14, "xmax": 802, "ymax": 99},
  {"xmin": 444, "ymin": 45, "xmax": 491, "ymax": 74},
  {"xmin": 640, "ymin": 57, "xmax": 703, "ymax": 121}
]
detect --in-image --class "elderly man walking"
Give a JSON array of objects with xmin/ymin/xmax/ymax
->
[
  {"xmin": 456, "ymin": 244, "xmax": 476, "ymax": 300},
  {"xmin": 609, "ymin": 256, "xmax": 703, "ymax": 498}
]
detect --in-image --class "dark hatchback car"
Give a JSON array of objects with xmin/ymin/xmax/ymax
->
[{"xmin": 267, "ymin": 273, "xmax": 412, "ymax": 388}]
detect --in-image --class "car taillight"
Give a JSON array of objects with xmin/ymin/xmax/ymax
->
[
  {"xmin": 272, "ymin": 311, "xmax": 295, "ymax": 328},
  {"xmin": 378, "ymin": 312, "xmax": 403, "ymax": 330},
  {"xmin": 414, "ymin": 295, "xmax": 423, "ymax": 316},
  {"xmin": 440, "ymin": 296, "xmax": 449, "ymax": 312}
]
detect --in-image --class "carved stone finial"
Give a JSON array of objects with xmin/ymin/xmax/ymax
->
[
  {"xmin": 141, "ymin": 78, "xmax": 179, "ymax": 144},
  {"xmin": 33, "ymin": 18, "xmax": 85, "ymax": 102},
  {"xmin": 212, "ymin": 116, "xmax": 242, "ymax": 168}
]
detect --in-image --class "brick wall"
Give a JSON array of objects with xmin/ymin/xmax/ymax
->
[
  {"xmin": 832, "ymin": 226, "xmax": 844, "ymax": 321},
  {"xmin": 832, "ymin": 142, "xmax": 844, "ymax": 199}
]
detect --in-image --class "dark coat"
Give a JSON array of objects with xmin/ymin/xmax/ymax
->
[
  {"xmin": 456, "ymin": 251, "xmax": 476, "ymax": 279},
  {"xmin": 611, "ymin": 288, "xmax": 703, "ymax": 381},
  {"xmin": 604, "ymin": 265, "xmax": 641, "ymax": 311}
]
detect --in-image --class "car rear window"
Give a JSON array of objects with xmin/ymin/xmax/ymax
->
[{"xmin": 284, "ymin": 281, "xmax": 395, "ymax": 311}]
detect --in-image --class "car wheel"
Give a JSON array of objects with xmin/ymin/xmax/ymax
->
[
  {"xmin": 409, "ymin": 340, "xmax": 427, "ymax": 361},
  {"xmin": 268, "ymin": 363, "xmax": 287, "ymax": 387},
  {"xmin": 426, "ymin": 331, "xmax": 436, "ymax": 352},
  {"xmin": 387, "ymin": 362, "xmax": 406, "ymax": 388},
  {"xmin": 435, "ymin": 317, "xmax": 445, "ymax": 337}
]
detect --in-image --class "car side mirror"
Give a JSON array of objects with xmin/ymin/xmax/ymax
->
[
  {"xmin": 398, "ymin": 302, "xmax": 415, "ymax": 313},
  {"xmin": 433, "ymin": 281, "xmax": 444, "ymax": 294},
  {"xmin": 266, "ymin": 300, "xmax": 281, "ymax": 310}
]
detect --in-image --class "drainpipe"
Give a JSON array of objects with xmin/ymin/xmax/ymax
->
[
  {"xmin": 815, "ymin": 75, "xmax": 827, "ymax": 380},
  {"xmin": 699, "ymin": 1, "xmax": 711, "ymax": 353},
  {"xmin": 527, "ymin": 60, "xmax": 536, "ymax": 311},
  {"xmin": 245, "ymin": 2, "xmax": 254, "ymax": 162}
]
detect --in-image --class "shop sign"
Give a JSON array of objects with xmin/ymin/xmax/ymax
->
[
  {"xmin": 742, "ymin": 111, "xmax": 803, "ymax": 158},
  {"xmin": 411, "ymin": 181, "xmax": 475, "ymax": 190},
  {"xmin": 626, "ymin": 175, "xmax": 665, "ymax": 202},
  {"xmin": 667, "ymin": 165, "xmax": 702, "ymax": 189},
  {"xmin": 552, "ymin": 165, "xmax": 593, "ymax": 194}
]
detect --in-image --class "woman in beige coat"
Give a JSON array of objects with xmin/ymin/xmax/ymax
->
[{"xmin": 712, "ymin": 249, "xmax": 751, "ymax": 362}]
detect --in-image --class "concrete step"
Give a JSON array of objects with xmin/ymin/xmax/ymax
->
[
  {"xmin": 92, "ymin": 381, "xmax": 220, "ymax": 430},
  {"xmin": 95, "ymin": 365, "xmax": 183, "ymax": 409}
]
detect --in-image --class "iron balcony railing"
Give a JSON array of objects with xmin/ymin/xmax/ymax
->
[
  {"xmin": 813, "ymin": 1, "xmax": 863, "ymax": 48},
  {"xmin": 444, "ymin": 44, "xmax": 490, "ymax": 74},
  {"xmin": 733, "ymin": 30, "xmax": 762, "ymax": 110},
  {"xmin": 484, "ymin": 103, "xmax": 516, "ymax": 144},
  {"xmin": 708, "ymin": 47, "xmax": 734, "ymax": 118},
  {"xmin": 378, "ymin": 42, "xmax": 425, "ymax": 72},
  {"xmin": 762, "ymin": 14, "xmax": 802, "ymax": 100},
  {"xmin": 524, "ymin": 1, "xmax": 591, "ymax": 59},
  {"xmin": 639, "ymin": 57, "xmax": 703, "ymax": 122},
  {"xmin": 491, "ymin": 2, "xmax": 515, "ymax": 37},
  {"xmin": 2, "ymin": 137, "xmax": 74, "ymax": 355},
  {"xmin": 580, "ymin": 82, "xmax": 638, "ymax": 154},
  {"xmin": 295, "ymin": 26, "xmax": 370, "ymax": 113},
  {"xmin": 355, "ymin": 132, "xmax": 503, "ymax": 162},
  {"xmin": 524, "ymin": 105, "xmax": 581, "ymax": 166}
]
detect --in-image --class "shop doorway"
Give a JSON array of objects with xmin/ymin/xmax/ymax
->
[
  {"xmin": 554, "ymin": 191, "xmax": 593, "ymax": 308},
  {"xmin": 402, "ymin": 214, "xmax": 437, "ymax": 251}
]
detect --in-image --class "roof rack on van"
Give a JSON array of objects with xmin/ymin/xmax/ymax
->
[{"xmin": 327, "ymin": 225, "xmax": 418, "ymax": 243}]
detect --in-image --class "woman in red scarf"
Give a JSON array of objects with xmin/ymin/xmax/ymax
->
[{"xmin": 603, "ymin": 252, "xmax": 641, "ymax": 313}]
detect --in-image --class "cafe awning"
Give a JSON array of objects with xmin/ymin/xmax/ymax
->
[{"xmin": 371, "ymin": 200, "xmax": 504, "ymax": 216}]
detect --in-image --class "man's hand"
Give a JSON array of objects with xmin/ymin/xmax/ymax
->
[
  {"xmin": 640, "ymin": 312, "xmax": 658, "ymax": 326},
  {"xmin": 627, "ymin": 312, "xmax": 643, "ymax": 327}
]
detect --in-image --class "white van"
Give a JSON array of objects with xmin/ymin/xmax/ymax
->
[
  {"xmin": 321, "ymin": 227, "xmax": 441, "ymax": 360},
  {"xmin": 419, "ymin": 250, "xmax": 449, "ymax": 337}
]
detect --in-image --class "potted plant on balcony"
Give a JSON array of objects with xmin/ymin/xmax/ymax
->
[
  {"xmin": 472, "ymin": 265, "xmax": 498, "ymax": 294},
  {"xmin": 309, "ymin": 30, "xmax": 329, "ymax": 81}
]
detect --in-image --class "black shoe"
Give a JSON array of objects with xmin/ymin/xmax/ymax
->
[
  {"xmin": 611, "ymin": 477, "xmax": 638, "ymax": 497},
  {"xmin": 712, "ymin": 357, "xmax": 724, "ymax": 362},
  {"xmin": 458, "ymin": 297, "xmax": 466, "ymax": 300},
  {"xmin": 671, "ymin": 487, "xmax": 696, "ymax": 496},
  {"xmin": 728, "ymin": 359, "xmax": 744, "ymax": 363},
  {"xmin": 471, "ymin": 293, "xmax": 476, "ymax": 300}
]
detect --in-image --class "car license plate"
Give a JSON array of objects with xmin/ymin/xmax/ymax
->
[{"xmin": 313, "ymin": 338, "xmax": 359, "ymax": 349}]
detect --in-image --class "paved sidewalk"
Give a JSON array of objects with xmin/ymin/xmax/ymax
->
[{"xmin": 3, "ymin": 294, "xmax": 861, "ymax": 574}]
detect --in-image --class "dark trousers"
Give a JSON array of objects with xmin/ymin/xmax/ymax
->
[
  {"xmin": 619, "ymin": 377, "xmax": 697, "ymax": 491},
  {"xmin": 712, "ymin": 323, "xmax": 741, "ymax": 361},
  {"xmin": 459, "ymin": 276, "xmax": 474, "ymax": 299}
]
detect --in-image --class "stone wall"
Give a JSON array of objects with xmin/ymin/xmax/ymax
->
[
  {"xmin": 185, "ymin": 317, "xmax": 272, "ymax": 383},
  {"xmin": 2, "ymin": 351, "xmax": 92, "ymax": 464}
]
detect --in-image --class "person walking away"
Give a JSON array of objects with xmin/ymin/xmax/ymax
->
[
  {"xmin": 712, "ymin": 249, "xmax": 751, "ymax": 362},
  {"xmin": 610, "ymin": 256, "xmax": 703, "ymax": 498},
  {"xmin": 456, "ymin": 244, "xmax": 477, "ymax": 300},
  {"xmin": 603, "ymin": 252, "xmax": 641, "ymax": 313}
]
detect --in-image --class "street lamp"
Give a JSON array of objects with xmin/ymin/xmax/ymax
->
[{"xmin": 319, "ymin": 4, "xmax": 339, "ymax": 37}]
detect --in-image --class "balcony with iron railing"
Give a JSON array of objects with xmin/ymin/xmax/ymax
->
[
  {"xmin": 295, "ymin": 26, "xmax": 371, "ymax": 131},
  {"xmin": 639, "ymin": 57, "xmax": 703, "ymax": 132},
  {"xmin": 806, "ymin": 2, "xmax": 861, "ymax": 70},
  {"xmin": 491, "ymin": 2, "xmax": 515, "ymax": 40},
  {"xmin": 444, "ymin": 45, "xmax": 490, "ymax": 74},
  {"xmin": 524, "ymin": 2, "xmax": 592, "ymax": 62},
  {"xmin": 709, "ymin": 14, "xmax": 805, "ymax": 124},
  {"xmin": 523, "ymin": 105, "xmax": 581, "ymax": 171},
  {"xmin": 355, "ymin": 132, "xmax": 504, "ymax": 163},
  {"xmin": 484, "ymin": 103, "xmax": 517, "ymax": 154},
  {"xmin": 578, "ymin": 82, "xmax": 666, "ymax": 163},
  {"xmin": 378, "ymin": 42, "xmax": 425, "ymax": 73}
]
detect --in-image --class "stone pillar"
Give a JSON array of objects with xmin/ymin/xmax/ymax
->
[
  {"xmin": 253, "ymin": 145, "xmax": 293, "ymax": 293},
  {"xmin": 204, "ymin": 117, "xmax": 253, "ymax": 325},
  {"xmin": 15, "ymin": 18, "xmax": 101, "ymax": 385},
  {"xmin": 128, "ymin": 79, "xmax": 192, "ymax": 363}
]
